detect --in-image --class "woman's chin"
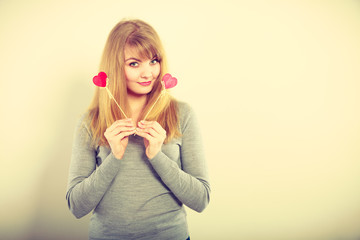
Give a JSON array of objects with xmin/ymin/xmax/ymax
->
[{"xmin": 127, "ymin": 88, "xmax": 152, "ymax": 97}]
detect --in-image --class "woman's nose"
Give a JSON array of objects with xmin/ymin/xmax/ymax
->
[{"xmin": 141, "ymin": 65, "xmax": 152, "ymax": 79}]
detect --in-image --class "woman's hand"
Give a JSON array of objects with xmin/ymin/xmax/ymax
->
[
  {"xmin": 136, "ymin": 120, "xmax": 166, "ymax": 159},
  {"xmin": 104, "ymin": 118, "xmax": 136, "ymax": 160}
]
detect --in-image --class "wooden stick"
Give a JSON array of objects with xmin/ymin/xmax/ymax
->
[
  {"xmin": 105, "ymin": 86, "xmax": 128, "ymax": 118},
  {"xmin": 143, "ymin": 89, "xmax": 165, "ymax": 121}
]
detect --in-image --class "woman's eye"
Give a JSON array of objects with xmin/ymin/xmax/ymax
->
[
  {"xmin": 150, "ymin": 59, "xmax": 159, "ymax": 64},
  {"xmin": 129, "ymin": 62, "xmax": 139, "ymax": 67}
]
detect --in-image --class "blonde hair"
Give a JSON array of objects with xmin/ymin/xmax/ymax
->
[{"xmin": 87, "ymin": 19, "xmax": 180, "ymax": 146}]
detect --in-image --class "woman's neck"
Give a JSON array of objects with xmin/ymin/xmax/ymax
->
[{"xmin": 127, "ymin": 92, "xmax": 147, "ymax": 122}]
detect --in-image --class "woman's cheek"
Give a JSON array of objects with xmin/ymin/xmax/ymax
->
[
  {"xmin": 154, "ymin": 65, "xmax": 161, "ymax": 78},
  {"xmin": 125, "ymin": 68, "xmax": 139, "ymax": 81}
]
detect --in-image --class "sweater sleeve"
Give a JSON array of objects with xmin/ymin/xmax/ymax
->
[
  {"xmin": 149, "ymin": 103, "xmax": 211, "ymax": 212},
  {"xmin": 66, "ymin": 117, "xmax": 121, "ymax": 218}
]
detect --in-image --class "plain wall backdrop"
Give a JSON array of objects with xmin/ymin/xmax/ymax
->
[{"xmin": 1, "ymin": 0, "xmax": 360, "ymax": 239}]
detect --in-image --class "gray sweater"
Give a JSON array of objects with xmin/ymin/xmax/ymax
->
[{"xmin": 66, "ymin": 101, "xmax": 210, "ymax": 240}]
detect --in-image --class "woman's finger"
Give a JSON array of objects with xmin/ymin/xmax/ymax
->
[
  {"xmin": 112, "ymin": 125, "xmax": 136, "ymax": 135},
  {"xmin": 105, "ymin": 126, "xmax": 134, "ymax": 137},
  {"xmin": 137, "ymin": 127, "xmax": 159, "ymax": 138},
  {"xmin": 107, "ymin": 118, "xmax": 134, "ymax": 132},
  {"xmin": 105, "ymin": 126, "xmax": 135, "ymax": 139},
  {"xmin": 135, "ymin": 129, "xmax": 155, "ymax": 142},
  {"xmin": 138, "ymin": 121, "xmax": 166, "ymax": 136},
  {"xmin": 116, "ymin": 129, "xmax": 136, "ymax": 140}
]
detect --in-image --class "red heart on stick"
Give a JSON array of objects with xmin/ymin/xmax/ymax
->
[
  {"xmin": 93, "ymin": 72, "xmax": 107, "ymax": 87},
  {"xmin": 162, "ymin": 73, "xmax": 177, "ymax": 89}
]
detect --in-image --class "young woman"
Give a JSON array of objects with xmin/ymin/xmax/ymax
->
[{"xmin": 66, "ymin": 19, "xmax": 210, "ymax": 240}]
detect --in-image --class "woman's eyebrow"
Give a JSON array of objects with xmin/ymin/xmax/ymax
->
[{"xmin": 125, "ymin": 57, "xmax": 141, "ymax": 62}]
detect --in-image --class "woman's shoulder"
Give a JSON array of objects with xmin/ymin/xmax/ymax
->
[
  {"xmin": 74, "ymin": 111, "xmax": 92, "ymax": 135},
  {"xmin": 176, "ymin": 100, "xmax": 193, "ymax": 115},
  {"xmin": 175, "ymin": 100, "xmax": 195, "ymax": 120},
  {"xmin": 78, "ymin": 110, "xmax": 91, "ymax": 124},
  {"xmin": 175, "ymin": 100, "xmax": 198, "ymax": 131}
]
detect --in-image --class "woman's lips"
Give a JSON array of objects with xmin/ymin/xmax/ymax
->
[{"xmin": 138, "ymin": 81, "xmax": 152, "ymax": 86}]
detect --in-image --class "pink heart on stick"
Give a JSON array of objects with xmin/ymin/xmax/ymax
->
[
  {"xmin": 162, "ymin": 73, "xmax": 177, "ymax": 89},
  {"xmin": 93, "ymin": 72, "xmax": 107, "ymax": 87}
]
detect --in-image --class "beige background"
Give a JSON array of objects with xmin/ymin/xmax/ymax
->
[{"xmin": 1, "ymin": 0, "xmax": 360, "ymax": 239}]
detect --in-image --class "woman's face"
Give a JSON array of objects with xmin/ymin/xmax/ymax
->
[{"xmin": 124, "ymin": 45, "xmax": 160, "ymax": 97}]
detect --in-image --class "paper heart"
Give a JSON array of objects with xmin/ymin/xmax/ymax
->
[
  {"xmin": 93, "ymin": 72, "xmax": 107, "ymax": 87},
  {"xmin": 162, "ymin": 73, "xmax": 177, "ymax": 89}
]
